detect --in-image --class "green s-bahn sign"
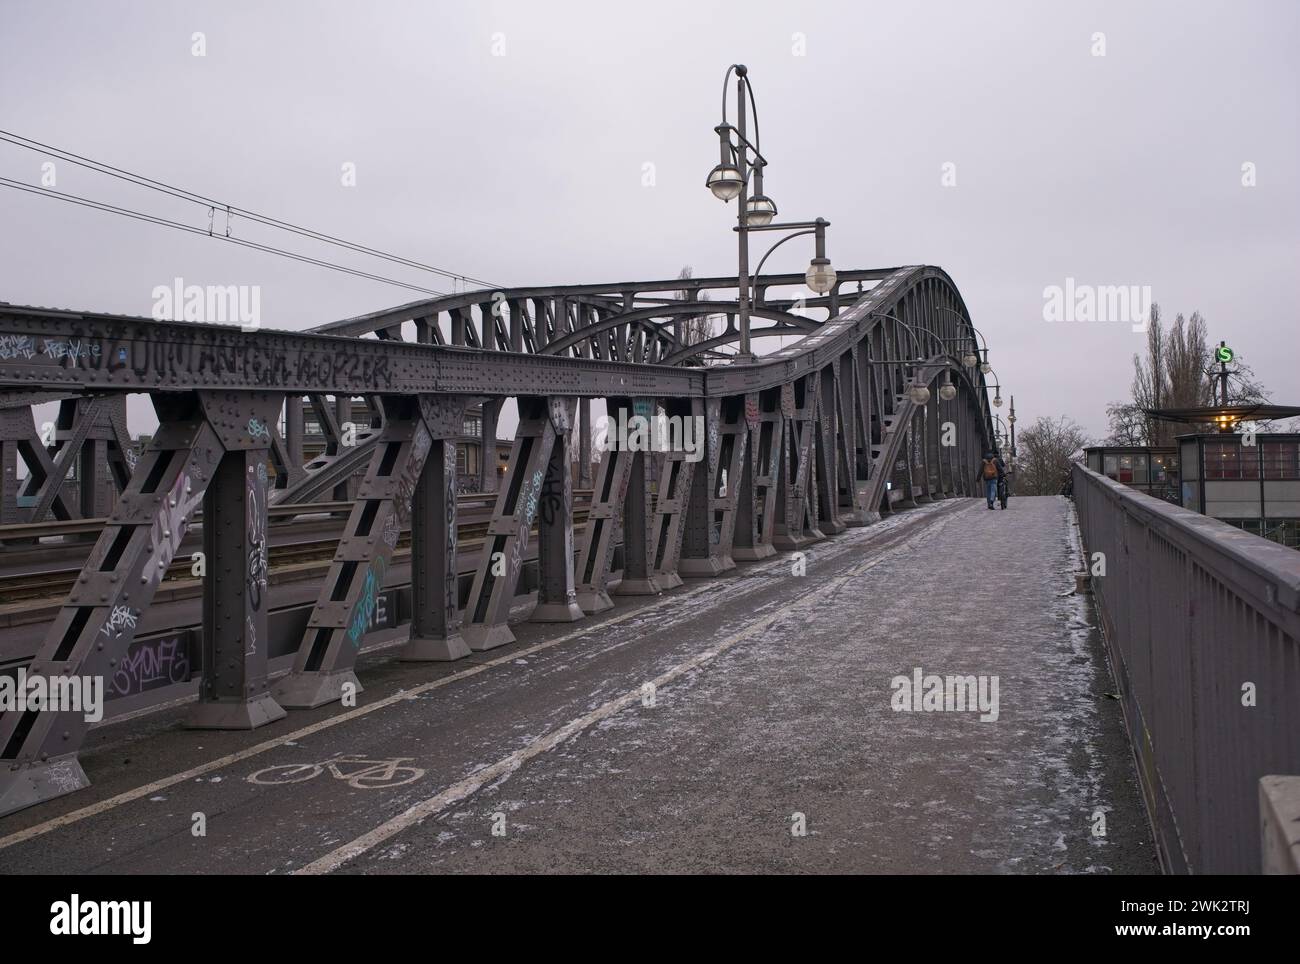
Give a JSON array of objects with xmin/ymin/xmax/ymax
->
[{"xmin": 1215, "ymin": 345, "xmax": 1235, "ymax": 364}]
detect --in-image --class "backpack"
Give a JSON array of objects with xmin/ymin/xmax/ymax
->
[{"xmin": 982, "ymin": 458, "xmax": 998, "ymax": 480}]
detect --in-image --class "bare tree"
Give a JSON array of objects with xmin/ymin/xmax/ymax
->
[
  {"xmin": 1109, "ymin": 303, "xmax": 1272, "ymax": 445},
  {"xmin": 675, "ymin": 266, "xmax": 715, "ymax": 350},
  {"xmin": 1015, "ymin": 415, "xmax": 1091, "ymax": 496},
  {"xmin": 1104, "ymin": 400, "xmax": 1146, "ymax": 445}
]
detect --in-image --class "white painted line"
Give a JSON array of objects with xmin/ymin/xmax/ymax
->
[
  {"xmin": 296, "ymin": 516, "xmax": 954, "ymax": 874},
  {"xmin": 0, "ymin": 500, "xmax": 959, "ymax": 853}
]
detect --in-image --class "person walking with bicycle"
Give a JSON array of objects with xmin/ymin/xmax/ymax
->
[{"xmin": 977, "ymin": 449, "xmax": 1007, "ymax": 510}]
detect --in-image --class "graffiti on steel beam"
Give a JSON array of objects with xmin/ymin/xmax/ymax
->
[
  {"xmin": 109, "ymin": 635, "xmax": 190, "ymax": 698},
  {"xmin": 13, "ymin": 333, "xmax": 395, "ymax": 390},
  {"xmin": 392, "ymin": 422, "xmax": 432, "ymax": 526},
  {"xmin": 539, "ymin": 469, "xmax": 564, "ymax": 526},
  {"xmin": 0, "ymin": 333, "xmax": 36, "ymax": 359},
  {"xmin": 247, "ymin": 417, "xmax": 272, "ymax": 443},
  {"xmin": 522, "ymin": 468, "xmax": 544, "ymax": 526},
  {"xmin": 42, "ymin": 338, "xmax": 102, "ymax": 363},
  {"xmin": 381, "ymin": 509, "xmax": 400, "ymax": 549},
  {"xmin": 100, "ymin": 604, "xmax": 139, "ymax": 640},
  {"xmin": 347, "ymin": 555, "xmax": 388, "ymax": 647},
  {"xmin": 246, "ymin": 465, "xmax": 269, "ymax": 650},
  {"xmin": 443, "ymin": 442, "xmax": 458, "ymax": 629}
]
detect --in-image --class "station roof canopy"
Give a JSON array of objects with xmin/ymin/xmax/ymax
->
[{"xmin": 1146, "ymin": 404, "xmax": 1300, "ymax": 425}]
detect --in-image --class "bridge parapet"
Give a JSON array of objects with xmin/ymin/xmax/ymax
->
[{"xmin": 1072, "ymin": 462, "xmax": 1300, "ymax": 874}]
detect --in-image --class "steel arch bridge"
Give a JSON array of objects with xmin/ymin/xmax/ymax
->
[{"xmin": 0, "ymin": 263, "xmax": 999, "ymax": 816}]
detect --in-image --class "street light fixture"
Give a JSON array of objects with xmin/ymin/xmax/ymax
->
[
  {"xmin": 706, "ymin": 163, "xmax": 744, "ymax": 201},
  {"xmin": 706, "ymin": 64, "xmax": 834, "ymax": 362},
  {"xmin": 983, "ymin": 367, "xmax": 1004, "ymax": 407},
  {"xmin": 939, "ymin": 370, "xmax": 957, "ymax": 401},
  {"xmin": 744, "ymin": 159, "xmax": 777, "ymax": 227}
]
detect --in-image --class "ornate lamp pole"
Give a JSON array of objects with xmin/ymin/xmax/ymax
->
[{"xmin": 706, "ymin": 65, "xmax": 835, "ymax": 363}]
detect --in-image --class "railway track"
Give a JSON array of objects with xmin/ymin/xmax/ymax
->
[{"xmin": 0, "ymin": 491, "xmax": 594, "ymax": 606}]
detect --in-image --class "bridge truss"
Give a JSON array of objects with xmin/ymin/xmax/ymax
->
[{"xmin": 0, "ymin": 264, "xmax": 998, "ymax": 815}]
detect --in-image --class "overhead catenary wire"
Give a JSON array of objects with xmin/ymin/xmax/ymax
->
[
  {"xmin": 0, "ymin": 128, "xmax": 503, "ymax": 292},
  {"xmin": 0, "ymin": 177, "xmax": 449, "ymax": 297}
]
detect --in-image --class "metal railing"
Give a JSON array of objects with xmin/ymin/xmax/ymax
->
[{"xmin": 1072, "ymin": 462, "xmax": 1300, "ymax": 873}]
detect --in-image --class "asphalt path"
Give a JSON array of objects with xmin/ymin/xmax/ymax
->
[{"xmin": 0, "ymin": 496, "xmax": 1154, "ymax": 874}]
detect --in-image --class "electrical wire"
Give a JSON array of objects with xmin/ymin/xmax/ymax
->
[
  {"xmin": 0, "ymin": 177, "xmax": 449, "ymax": 296},
  {"xmin": 0, "ymin": 129, "xmax": 502, "ymax": 290}
]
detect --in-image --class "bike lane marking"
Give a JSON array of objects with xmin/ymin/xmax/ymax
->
[
  {"xmin": 0, "ymin": 499, "xmax": 961, "ymax": 853},
  {"xmin": 247, "ymin": 756, "xmax": 425, "ymax": 790},
  {"xmin": 297, "ymin": 509, "xmax": 960, "ymax": 874}
]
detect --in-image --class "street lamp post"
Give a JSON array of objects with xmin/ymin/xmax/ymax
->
[
  {"xmin": 707, "ymin": 64, "xmax": 835, "ymax": 364},
  {"xmin": 984, "ymin": 369, "xmax": 1003, "ymax": 409},
  {"xmin": 933, "ymin": 306, "xmax": 991, "ymax": 372},
  {"xmin": 1007, "ymin": 395, "xmax": 1017, "ymax": 466}
]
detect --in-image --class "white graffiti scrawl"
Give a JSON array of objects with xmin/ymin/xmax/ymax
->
[
  {"xmin": 0, "ymin": 334, "xmax": 36, "ymax": 359},
  {"xmin": 101, "ymin": 604, "xmax": 139, "ymax": 639},
  {"xmin": 42, "ymin": 338, "xmax": 102, "ymax": 362}
]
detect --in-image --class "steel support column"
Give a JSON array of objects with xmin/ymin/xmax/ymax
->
[
  {"xmin": 186, "ymin": 423, "xmax": 286, "ymax": 730},
  {"xmin": 403, "ymin": 396, "xmax": 472, "ymax": 661},
  {"xmin": 531, "ymin": 397, "xmax": 583, "ymax": 622},
  {"xmin": 733, "ymin": 389, "xmax": 780, "ymax": 560},
  {"xmin": 615, "ymin": 398, "xmax": 660, "ymax": 595},
  {"xmin": 479, "ymin": 398, "xmax": 499, "ymax": 493}
]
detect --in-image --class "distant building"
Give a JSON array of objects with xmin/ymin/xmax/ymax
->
[
  {"xmin": 1084, "ymin": 445, "xmax": 1181, "ymax": 504},
  {"xmin": 1178, "ymin": 433, "xmax": 1300, "ymax": 549},
  {"xmin": 1085, "ymin": 435, "xmax": 1300, "ymax": 549}
]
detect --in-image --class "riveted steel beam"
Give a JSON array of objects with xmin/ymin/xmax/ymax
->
[
  {"xmin": 679, "ymin": 396, "xmax": 737, "ymax": 577},
  {"xmin": 732, "ymin": 388, "xmax": 781, "ymax": 561},
  {"xmin": 773, "ymin": 375, "xmax": 823, "ymax": 552},
  {"xmin": 575, "ymin": 396, "xmax": 635, "ymax": 613},
  {"xmin": 461, "ymin": 396, "xmax": 571, "ymax": 650},
  {"xmin": 274, "ymin": 394, "xmax": 448, "ymax": 708},
  {"xmin": 645, "ymin": 397, "xmax": 702, "ymax": 590}
]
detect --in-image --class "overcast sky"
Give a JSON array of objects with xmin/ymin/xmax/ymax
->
[{"xmin": 1, "ymin": 0, "xmax": 1296, "ymax": 440}]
